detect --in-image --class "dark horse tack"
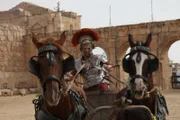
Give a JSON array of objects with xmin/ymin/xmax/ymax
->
[
  {"xmin": 29, "ymin": 40, "xmax": 75, "ymax": 86},
  {"xmin": 29, "ymin": 32, "xmax": 88, "ymax": 120},
  {"xmin": 122, "ymin": 45, "xmax": 159, "ymax": 81},
  {"xmin": 116, "ymin": 33, "xmax": 168, "ymax": 120}
]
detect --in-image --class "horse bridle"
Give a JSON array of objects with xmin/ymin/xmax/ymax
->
[
  {"xmin": 122, "ymin": 46, "xmax": 159, "ymax": 94},
  {"xmin": 123, "ymin": 46, "xmax": 159, "ymax": 80},
  {"xmin": 29, "ymin": 41, "xmax": 75, "ymax": 89}
]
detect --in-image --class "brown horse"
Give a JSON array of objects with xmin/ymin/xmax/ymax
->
[
  {"xmin": 29, "ymin": 32, "xmax": 88, "ymax": 120},
  {"xmin": 115, "ymin": 33, "xmax": 168, "ymax": 120}
]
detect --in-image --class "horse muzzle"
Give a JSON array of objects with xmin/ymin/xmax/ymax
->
[
  {"xmin": 43, "ymin": 75, "xmax": 63, "ymax": 106},
  {"xmin": 131, "ymin": 76, "xmax": 148, "ymax": 99},
  {"xmin": 45, "ymin": 90, "xmax": 61, "ymax": 106}
]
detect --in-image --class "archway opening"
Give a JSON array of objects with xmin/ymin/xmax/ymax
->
[
  {"xmin": 168, "ymin": 41, "xmax": 180, "ymax": 64},
  {"xmin": 168, "ymin": 41, "xmax": 180, "ymax": 88}
]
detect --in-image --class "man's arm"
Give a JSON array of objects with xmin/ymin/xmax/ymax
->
[
  {"xmin": 103, "ymin": 62, "xmax": 112, "ymax": 71},
  {"xmin": 99, "ymin": 55, "xmax": 112, "ymax": 71}
]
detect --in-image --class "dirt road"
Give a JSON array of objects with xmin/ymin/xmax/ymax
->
[{"xmin": 0, "ymin": 90, "xmax": 179, "ymax": 120}]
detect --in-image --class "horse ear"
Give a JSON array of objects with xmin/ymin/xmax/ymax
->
[
  {"xmin": 128, "ymin": 34, "xmax": 135, "ymax": 47},
  {"xmin": 57, "ymin": 31, "xmax": 66, "ymax": 46},
  {"xmin": 32, "ymin": 32, "xmax": 41, "ymax": 48},
  {"xmin": 144, "ymin": 33, "xmax": 152, "ymax": 47}
]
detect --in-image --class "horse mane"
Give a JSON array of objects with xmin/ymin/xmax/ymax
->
[{"xmin": 37, "ymin": 36, "xmax": 65, "ymax": 52}]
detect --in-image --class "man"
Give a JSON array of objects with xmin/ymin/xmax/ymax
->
[{"xmin": 71, "ymin": 28, "xmax": 112, "ymax": 91}]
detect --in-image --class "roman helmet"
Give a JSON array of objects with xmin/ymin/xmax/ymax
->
[{"xmin": 71, "ymin": 28, "xmax": 99, "ymax": 51}]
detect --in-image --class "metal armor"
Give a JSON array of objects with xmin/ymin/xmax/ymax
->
[{"xmin": 75, "ymin": 53, "xmax": 109, "ymax": 88}]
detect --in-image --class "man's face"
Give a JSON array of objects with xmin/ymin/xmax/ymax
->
[{"xmin": 81, "ymin": 43, "xmax": 92, "ymax": 58}]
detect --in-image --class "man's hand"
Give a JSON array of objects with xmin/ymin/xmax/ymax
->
[
  {"xmin": 103, "ymin": 64, "xmax": 112, "ymax": 71},
  {"xmin": 63, "ymin": 72, "xmax": 74, "ymax": 81}
]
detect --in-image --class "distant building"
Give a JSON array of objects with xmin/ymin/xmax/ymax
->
[
  {"xmin": 170, "ymin": 63, "xmax": 180, "ymax": 88},
  {"xmin": 170, "ymin": 63, "xmax": 180, "ymax": 72},
  {"xmin": 0, "ymin": 2, "xmax": 81, "ymax": 33}
]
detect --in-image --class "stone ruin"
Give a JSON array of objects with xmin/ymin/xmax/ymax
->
[{"xmin": 0, "ymin": 2, "xmax": 81, "ymax": 96}]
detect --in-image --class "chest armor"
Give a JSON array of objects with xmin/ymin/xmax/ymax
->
[{"xmin": 75, "ymin": 55, "xmax": 108, "ymax": 88}]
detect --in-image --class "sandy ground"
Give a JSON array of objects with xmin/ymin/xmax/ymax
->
[
  {"xmin": 0, "ymin": 90, "xmax": 179, "ymax": 120},
  {"xmin": 162, "ymin": 90, "xmax": 180, "ymax": 120}
]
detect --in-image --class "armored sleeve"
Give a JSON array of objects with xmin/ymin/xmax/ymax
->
[
  {"xmin": 92, "ymin": 47, "xmax": 108, "ymax": 64},
  {"xmin": 99, "ymin": 54, "xmax": 108, "ymax": 63}
]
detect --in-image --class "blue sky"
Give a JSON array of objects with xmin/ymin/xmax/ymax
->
[{"xmin": 1, "ymin": 0, "xmax": 180, "ymax": 63}]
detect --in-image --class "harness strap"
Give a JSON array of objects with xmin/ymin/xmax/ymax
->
[
  {"xmin": 32, "ymin": 95, "xmax": 43, "ymax": 117},
  {"xmin": 155, "ymin": 90, "xmax": 169, "ymax": 120},
  {"xmin": 68, "ymin": 90, "xmax": 88, "ymax": 120},
  {"xmin": 37, "ymin": 110, "xmax": 61, "ymax": 120},
  {"xmin": 94, "ymin": 66, "xmax": 124, "ymax": 84},
  {"xmin": 65, "ymin": 64, "xmax": 85, "ymax": 93},
  {"xmin": 126, "ymin": 84, "xmax": 168, "ymax": 120},
  {"xmin": 34, "ymin": 90, "xmax": 88, "ymax": 120},
  {"xmin": 145, "ymin": 85, "xmax": 169, "ymax": 120},
  {"xmin": 144, "ymin": 85, "xmax": 159, "ymax": 98},
  {"xmin": 151, "ymin": 114, "xmax": 157, "ymax": 120},
  {"xmin": 33, "ymin": 95, "xmax": 61, "ymax": 120},
  {"xmin": 69, "ymin": 90, "xmax": 88, "ymax": 110}
]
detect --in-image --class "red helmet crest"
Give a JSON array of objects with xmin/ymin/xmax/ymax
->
[{"xmin": 71, "ymin": 28, "xmax": 99, "ymax": 47}]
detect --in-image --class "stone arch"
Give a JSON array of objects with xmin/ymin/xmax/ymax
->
[
  {"xmin": 158, "ymin": 35, "xmax": 180, "ymax": 89},
  {"xmin": 2, "ymin": 18, "xmax": 180, "ymax": 90},
  {"xmin": 117, "ymin": 41, "xmax": 130, "ymax": 85}
]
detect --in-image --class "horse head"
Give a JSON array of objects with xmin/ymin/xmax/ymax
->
[
  {"xmin": 122, "ymin": 33, "xmax": 159, "ymax": 99},
  {"xmin": 29, "ymin": 31, "xmax": 75, "ymax": 106}
]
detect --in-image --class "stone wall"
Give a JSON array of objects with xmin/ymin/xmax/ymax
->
[
  {"xmin": 2, "ymin": 19, "xmax": 180, "ymax": 90},
  {"xmin": 61, "ymin": 11, "xmax": 81, "ymax": 30},
  {"xmin": 0, "ymin": 24, "xmax": 37, "ymax": 89},
  {"xmin": 0, "ymin": 10, "xmax": 28, "ymax": 27}
]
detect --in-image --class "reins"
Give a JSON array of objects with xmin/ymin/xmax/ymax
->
[{"xmin": 65, "ymin": 64, "xmax": 125, "ymax": 89}]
